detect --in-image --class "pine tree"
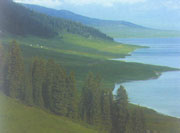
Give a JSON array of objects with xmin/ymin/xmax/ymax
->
[
  {"xmin": 4, "ymin": 41, "xmax": 25, "ymax": 100},
  {"xmin": 80, "ymin": 72, "xmax": 95, "ymax": 124},
  {"xmin": 43, "ymin": 59, "xmax": 55, "ymax": 110},
  {"xmin": 100, "ymin": 89, "xmax": 112, "ymax": 132},
  {"xmin": 131, "ymin": 107, "xmax": 146, "ymax": 133},
  {"xmin": 112, "ymin": 85, "xmax": 129, "ymax": 133},
  {"xmin": 92, "ymin": 74, "xmax": 101, "ymax": 126},
  {"xmin": 66, "ymin": 72, "xmax": 78, "ymax": 119},
  {"xmin": 31, "ymin": 57, "xmax": 46, "ymax": 107},
  {"xmin": 80, "ymin": 73, "xmax": 102, "ymax": 125},
  {"xmin": 51, "ymin": 64, "xmax": 67, "ymax": 116},
  {"xmin": 0, "ymin": 43, "xmax": 4, "ymax": 90},
  {"xmin": 23, "ymin": 75, "xmax": 33, "ymax": 105}
]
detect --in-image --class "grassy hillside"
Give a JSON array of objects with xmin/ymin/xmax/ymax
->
[
  {"xmin": 1, "ymin": 33, "xmax": 141, "ymax": 59},
  {"xmin": 1, "ymin": 35, "xmax": 180, "ymax": 133},
  {"xmin": 0, "ymin": 91, "xmax": 180, "ymax": 133},
  {"xmin": 129, "ymin": 104, "xmax": 180, "ymax": 133},
  {"xmin": 0, "ymin": 92, "xmax": 98, "ymax": 133},
  {"xmin": 1, "ymin": 35, "xmax": 177, "ymax": 88}
]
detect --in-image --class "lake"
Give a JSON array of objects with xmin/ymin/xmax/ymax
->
[{"xmin": 114, "ymin": 38, "xmax": 180, "ymax": 118}]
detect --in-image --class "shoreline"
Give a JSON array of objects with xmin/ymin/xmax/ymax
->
[
  {"xmin": 113, "ymin": 71, "xmax": 180, "ymax": 119},
  {"xmin": 113, "ymin": 37, "xmax": 180, "ymax": 119}
]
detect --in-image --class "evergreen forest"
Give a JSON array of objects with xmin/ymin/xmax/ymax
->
[{"xmin": 2, "ymin": 41, "xmax": 147, "ymax": 133}]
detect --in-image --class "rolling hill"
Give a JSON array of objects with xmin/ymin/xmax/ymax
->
[
  {"xmin": 23, "ymin": 4, "xmax": 146, "ymax": 28},
  {"xmin": 0, "ymin": 0, "xmax": 144, "ymax": 60},
  {"xmin": 0, "ymin": 92, "xmax": 98, "ymax": 133},
  {"xmin": 0, "ymin": 1, "xmax": 180, "ymax": 133},
  {"xmin": 0, "ymin": 90, "xmax": 180, "ymax": 133},
  {"xmin": 0, "ymin": 0, "xmax": 112, "ymax": 40},
  {"xmin": 23, "ymin": 4, "xmax": 180, "ymax": 38},
  {"xmin": 0, "ymin": 0, "xmax": 178, "ymax": 88}
]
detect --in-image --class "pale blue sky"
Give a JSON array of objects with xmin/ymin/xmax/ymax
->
[{"xmin": 14, "ymin": 0, "xmax": 180, "ymax": 30}]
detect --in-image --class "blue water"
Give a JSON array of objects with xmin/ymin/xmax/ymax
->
[
  {"xmin": 114, "ymin": 38, "xmax": 180, "ymax": 68},
  {"xmin": 114, "ymin": 38, "xmax": 180, "ymax": 118}
]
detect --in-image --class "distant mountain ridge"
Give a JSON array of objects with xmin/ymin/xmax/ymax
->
[
  {"xmin": 23, "ymin": 4, "xmax": 148, "ymax": 29},
  {"xmin": 23, "ymin": 4, "xmax": 180, "ymax": 38},
  {"xmin": 0, "ymin": 0, "xmax": 112, "ymax": 40}
]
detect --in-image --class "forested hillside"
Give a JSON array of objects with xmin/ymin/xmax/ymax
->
[
  {"xmin": 1, "ymin": 41, "xmax": 152, "ymax": 133},
  {"xmin": 1, "ymin": 41, "xmax": 180, "ymax": 133},
  {"xmin": 1, "ymin": 1, "xmax": 180, "ymax": 133},
  {"xmin": 23, "ymin": 4, "xmax": 146, "ymax": 28},
  {"xmin": 24, "ymin": 4, "xmax": 180, "ymax": 38},
  {"xmin": 0, "ymin": 0, "xmax": 112, "ymax": 40}
]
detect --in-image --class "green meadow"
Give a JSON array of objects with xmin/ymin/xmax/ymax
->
[
  {"xmin": 1, "ymin": 33, "xmax": 180, "ymax": 133},
  {"xmin": 0, "ymin": 92, "xmax": 98, "ymax": 133},
  {"xmin": 129, "ymin": 104, "xmax": 180, "ymax": 133},
  {"xmin": 1, "ymin": 33, "xmax": 142, "ymax": 59},
  {"xmin": 1, "ymin": 1, "xmax": 180, "ymax": 133},
  {"xmin": 1, "ymin": 34, "xmax": 176, "ymax": 88},
  {"xmin": 0, "ymin": 91, "xmax": 180, "ymax": 133}
]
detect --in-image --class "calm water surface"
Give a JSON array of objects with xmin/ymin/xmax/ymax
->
[{"xmin": 114, "ymin": 38, "xmax": 180, "ymax": 118}]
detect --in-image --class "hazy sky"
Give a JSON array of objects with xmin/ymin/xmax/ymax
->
[{"xmin": 14, "ymin": 0, "xmax": 180, "ymax": 30}]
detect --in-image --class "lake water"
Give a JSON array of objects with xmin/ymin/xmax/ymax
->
[{"xmin": 114, "ymin": 38, "xmax": 180, "ymax": 118}]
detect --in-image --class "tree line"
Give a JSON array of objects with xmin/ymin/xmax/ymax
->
[
  {"xmin": 2, "ymin": 41, "xmax": 146, "ymax": 133},
  {"xmin": 0, "ymin": 0, "xmax": 113, "ymax": 41}
]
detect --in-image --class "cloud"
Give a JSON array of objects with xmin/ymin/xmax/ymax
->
[
  {"xmin": 64, "ymin": 0, "xmax": 146, "ymax": 7},
  {"xmin": 14, "ymin": 0, "xmax": 146, "ymax": 7},
  {"xmin": 14, "ymin": 0, "xmax": 62, "ymax": 8}
]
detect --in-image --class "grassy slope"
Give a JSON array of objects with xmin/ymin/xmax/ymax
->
[
  {"xmin": 0, "ymin": 92, "xmax": 98, "ymax": 133},
  {"xmin": 95, "ymin": 25, "xmax": 180, "ymax": 38},
  {"xmin": 0, "ymin": 91, "xmax": 180, "ymax": 133},
  {"xmin": 1, "ymin": 36, "xmax": 180, "ymax": 133},
  {"xmin": 1, "ymin": 34, "xmax": 177, "ymax": 88},
  {"xmin": 129, "ymin": 104, "xmax": 180, "ymax": 133},
  {"xmin": 2, "ymin": 33, "xmax": 141, "ymax": 59}
]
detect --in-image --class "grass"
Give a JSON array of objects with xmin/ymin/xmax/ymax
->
[
  {"xmin": 1, "ymin": 35, "xmax": 180, "ymax": 133},
  {"xmin": 129, "ymin": 104, "xmax": 180, "ymax": 133},
  {"xmin": 0, "ymin": 91, "xmax": 180, "ymax": 133},
  {"xmin": 62, "ymin": 34, "xmax": 141, "ymax": 55},
  {"xmin": 0, "ymin": 92, "xmax": 98, "ymax": 133},
  {"xmin": 1, "ymin": 35, "xmax": 177, "ymax": 88},
  {"xmin": 1, "ymin": 33, "xmax": 142, "ymax": 59}
]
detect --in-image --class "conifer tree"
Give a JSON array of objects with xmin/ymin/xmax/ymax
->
[
  {"xmin": 4, "ymin": 41, "xmax": 25, "ymax": 100},
  {"xmin": 112, "ymin": 85, "xmax": 129, "ymax": 133},
  {"xmin": 31, "ymin": 57, "xmax": 46, "ymax": 107},
  {"xmin": 131, "ymin": 107, "xmax": 146, "ymax": 133},
  {"xmin": 80, "ymin": 72, "xmax": 95, "ymax": 124},
  {"xmin": 0, "ymin": 43, "xmax": 4, "ymax": 90},
  {"xmin": 66, "ymin": 72, "xmax": 78, "ymax": 119},
  {"xmin": 51, "ymin": 64, "xmax": 67, "ymax": 116},
  {"xmin": 80, "ymin": 73, "xmax": 101, "ymax": 125},
  {"xmin": 43, "ymin": 59, "xmax": 55, "ymax": 110},
  {"xmin": 23, "ymin": 73, "xmax": 33, "ymax": 105},
  {"xmin": 92, "ymin": 75, "xmax": 102, "ymax": 126},
  {"xmin": 100, "ymin": 89, "xmax": 112, "ymax": 132}
]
